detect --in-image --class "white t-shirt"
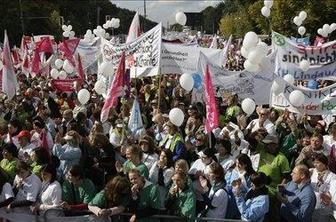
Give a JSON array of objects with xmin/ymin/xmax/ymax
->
[
  {"xmin": 0, "ymin": 183, "xmax": 14, "ymax": 203},
  {"xmin": 246, "ymin": 118, "xmax": 276, "ymax": 136},
  {"xmin": 18, "ymin": 143, "xmax": 36, "ymax": 160},
  {"xmin": 14, "ymin": 173, "xmax": 42, "ymax": 202},
  {"xmin": 323, "ymin": 135, "xmax": 335, "ymax": 154},
  {"xmin": 206, "ymin": 188, "xmax": 228, "ymax": 219},
  {"xmin": 39, "ymin": 181, "xmax": 62, "ymax": 211}
]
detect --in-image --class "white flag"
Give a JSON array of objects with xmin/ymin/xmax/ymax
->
[
  {"xmin": 2, "ymin": 30, "xmax": 18, "ymax": 100},
  {"xmin": 126, "ymin": 12, "xmax": 141, "ymax": 43},
  {"xmin": 128, "ymin": 98, "xmax": 144, "ymax": 138}
]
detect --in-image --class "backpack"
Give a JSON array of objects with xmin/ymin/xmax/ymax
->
[
  {"xmin": 223, "ymin": 188, "xmax": 241, "ymax": 220},
  {"xmin": 201, "ymin": 185, "xmax": 241, "ymax": 220}
]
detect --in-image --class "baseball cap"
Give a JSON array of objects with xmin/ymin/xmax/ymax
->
[{"xmin": 18, "ymin": 130, "xmax": 31, "ymax": 139}]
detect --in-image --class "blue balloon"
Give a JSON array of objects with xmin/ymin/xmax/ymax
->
[
  {"xmin": 307, "ymin": 80, "xmax": 318, "ymax": 89},
  {"xmin": 192, "ymin": 73, "xmax": 203, "ymax": 89}
]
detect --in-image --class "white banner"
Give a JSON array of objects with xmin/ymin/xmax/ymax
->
[
  {"xmin": 197, "ymin": 52, "xmax": 275, "ymax": 105},
  {"xmin": 160, "ymin": 42, "xmax": 224, "ymax": 75},
  {"xmin": 272, "ymin": 31, "xmax": 336, "ymax": 80},
  {"xmin": 76, "ymin": 38, "xmax": 101, "ymax": 70},
  {"xmin": 271, "ymin": 77, "xmax": 336, "ymax": 115},
  {"xmin": 101, "ymin": 23, "xmax": 162, "ymax": 69}
]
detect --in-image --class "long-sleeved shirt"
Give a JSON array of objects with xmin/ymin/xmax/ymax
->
[
  {"xmin": 280, "ymin": 181, "xmax": 317, "ymax": 222},
  {"xmin": 53, "ymin": 143, "xmax": 82, "ymax": 177},
  {"xmin": 235, "ymin": 193, "xmax": 269, "ymax": 222}
]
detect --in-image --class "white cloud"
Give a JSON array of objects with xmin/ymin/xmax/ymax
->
[{"xmin": 112, "ymin": 0, "xmax": 222, "ymax": 25}]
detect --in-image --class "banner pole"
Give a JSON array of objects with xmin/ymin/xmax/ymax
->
[{"xmin": 157, "ymin": 67, "xmax": 162, "ymax": 110}]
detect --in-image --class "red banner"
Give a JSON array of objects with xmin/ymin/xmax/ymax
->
[{"xmin": 51, "ymin": 78, "xmax": 82, "ymax": 92}]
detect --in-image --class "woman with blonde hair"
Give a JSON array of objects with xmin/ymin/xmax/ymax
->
[{"xmin": 115, "ymin": 145, "xmax": 149, "ymax": 179}]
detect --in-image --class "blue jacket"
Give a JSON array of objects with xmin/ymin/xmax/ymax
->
[
  {"xmin": 280, "ymin": 181, "xmax": 316, "ymax": 222},
  {"xmin": 235, "ymin": 192, "xmax": 269, "ymax": 222}
]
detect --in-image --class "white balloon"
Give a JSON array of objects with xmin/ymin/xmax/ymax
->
[
  {"xmin": 50, "ymin": 68, "xmax": 59, "ymax": 79},
  {"xmin": 169, "ymin": 108, "xmax": 185, "ymax": 127},
  {"xmin": 94, "ymin": 80, "xmax": 106, "ymax": 95},
  {"xmin": 175, "ymin": 12, "xmax": 187, "ymax": 26},
  {"xmin": 179, "ymin": 73, "xmax": 194, "ymax": 92},
  {"xmin": 97, "ymin": 25, "xmax": 103, "ymax": 30},
  {"xmin": 58, "ymin": 70, "xmax": 67, "ymax": 79},
  {"xmin": 271, "ymin": 79, "xmax": 285, "ymax": 96},
  {"xmin": 86, "ymin": 29, "xmax": 92, "ymax": 35},
  {"xmin": 243, "ymin": 32, "xmax": 259, "ymax": 49},
  {"xmin": 63, "ymin": 60, "xmax": 74, "ymax": 74},
  {"xmin": 241, "ymin": 98, "xmax": 256, "ymax": 116},
  {"xmin": 261, "ymin": 6, "xmax": 271, "ymax": 18},
  {"xmin": 62, "ymin": 25, "xmax": 67, "ymax": 31},
  {"xmin": 105, "ymin": 33, "xmax": 110, "ymax": 38},
  {"xmin": 289, "ymin": 90, "xmax": 305, "ymax": 107},
  {"xmin": 103, "ymin": 23, "xmax": 109, "ymax": 29},
  {"xmin": 298, "ymin": 26, "xmax": 306, "ymax": 35},
  {"xmin": 67, "ymin": 25, "xmax": 72, "ymax": 31},
  {"xmin": 241, "ymin": 46, "xmax": 250, "ymax": 59},
  {"xmin": 63, "ymin": 31, "xmax": 70, "ymax": 38},
  {"xmin": 99, "ymin": 62, "xmax": 114, "ymax": 76},
  {"xmin": 330, "ymin": 23, "xmax": 336, "ymax": 32},
  {"xmin": 299, "ymin": 59, "xmax": 310, "ymax": 71},
  {"xmin": 264, "ymin": 0, "xmax": 273, "ymax": 8},
  {"xmin": 323, "ymin": 24, "xmax": 330, "ymax": 34},
  {"xmin": 317, "ymin": 28, "xmax": 324, "ymax": 36},
  {"xmin": 78, "ymin": 89, "xmax": 90, "ymax": 105},
  {"xmin": 54, "ymin": 59, "xmax": 64, "ymax": 69},
  {"xmin": 69, "ymin": 31, "xmax": 75, "ymax": 38},
  {"xmin": 247, "ymin": 48, "xmax": 264, "ymax": 64},
  {"xmin": 283, "ymin": 74, "xmax": 295, "ymax": 85},
  {"xmin": 244, "ymin": 60, "xmax": 260, "ymax": 73},
  {"xmin": 293, "ymin": 16, "xmax": 302, "ymax": 26},
  {"xmin": 298, "ymin": 11, "xmax": 307, "ymax": 21},
  {"xmin": 93, "ymin": 29, "xmax": 98, "ymax": 35}
]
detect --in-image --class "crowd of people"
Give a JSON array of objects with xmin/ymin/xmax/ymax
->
[{"xmin": 0, "ymin": 67, "xmax": 335, "ymax": 222}]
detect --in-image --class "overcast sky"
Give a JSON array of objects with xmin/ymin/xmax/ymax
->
[{"xmin": 112, "ymin": 1, "xmax": 221, "ymax": 25}]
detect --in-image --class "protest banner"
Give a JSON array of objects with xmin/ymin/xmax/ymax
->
[
  {"xmin": 272, "ymin": 31, "xmax": 336, "ymax": 80},
  {"xmin": 195, "ymin": 52, "xmax": 274, "ymax": 105},
  {"xmin": 290, "ymin": 36, "xmax": 310, "ymax": 46},
  {"xmin": 271, "ymin": 77, "xmax": 336, "ymax": 115},
  {"xmin": 51, "ymin": 78, "xmax": 82, "ymax": 92},
  {"xmin": 76, "ymin": 38, "xmax": 101, "ymax": 70},
  {"xmin": 101, "ymin": 23, "xmax": 162, "ymax": 68}
]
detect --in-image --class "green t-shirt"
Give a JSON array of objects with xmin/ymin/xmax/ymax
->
[
  {"xmin": 258, "ymin": 149, "xmax": 290, "ymax": 195},
  {"xmin": 31, "ymin": 162, "xmax": 43, "ymax": 178},
  {"xmin": 0, "ymin": 158, "xmax": 18, "ymax": 180},
  {"xmin": 135, "ymin": 182, "xmax": 161, "ymax": 222},
  {"xmin": 167, "ymin": 186, "xmax": 196, "ymax": 219},
  {"xmin": 62, "ymin": 178, "xmax": 96, "ymax": 204},
  {"xmin": 89, "ymin": 190, "xmax": 129, "ymax": 209},
  {"xmin": 123, "ymin": 161, "xmax": 149, "ymax": 179}
]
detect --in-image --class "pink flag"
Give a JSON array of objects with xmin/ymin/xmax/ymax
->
[
  {"xmin": 2, "ymin": 30, "xmax": 18, "ymax": 100},
  {"xmin": 101, "ymin": 52, "xmax": 126, "ymax": 123},
  {"xmin": 58, "ymin": 38, "xmax": 80, "ymax": 66},
  {"xmin": 126, "ymin": 12, "xmax": 141, "ymax": 43},
  {"xmin": 76, "ymin": 53, "xmax": 85, "ymax": 83},
  {"xmin": 31, "ymin": 49, "xmax": 41, "ymax": 76},
  {"xmin": 21, "ymin": 49, "xmax": 30, "ymax": 75},
  {"xmin": 35, "ymin": 37, "xmax": 54, "ymax": 54},
  {"xmin": 203, "ymin": 62, "xmax": 219, "ymax": 133}
]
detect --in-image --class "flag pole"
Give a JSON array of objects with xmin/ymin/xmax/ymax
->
[{"xmin": 157, "ymin": 67, "xmax": 162, "ymax": 110}]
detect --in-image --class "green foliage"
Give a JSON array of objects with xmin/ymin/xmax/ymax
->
[{"xmin": 217, "ymin": 0, "xmax": 336, "ymax": 39}]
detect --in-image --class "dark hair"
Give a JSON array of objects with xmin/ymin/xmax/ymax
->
[
  {"xmin": 33, "ymin": 120, "xmax": 45, "ymax": 129},
  {"xmin": 33, "ymin": 147, "xmax": 50, "ymax": 165},
  {"xmin": 237, "ymin": 154, "xmax": 255, "ymax": 176},
  {"xmin": 250, "ymin": 172, "xmax": 271, "ymax": 187},
  {"xmin": 209, "ymin": 162, "xmax": 225, "ymax": 182},
  {"xmin": 160, "ymin": 149, "xmax": 174, "ymax": 168},
  {"xmin": 42, "ymin": 164, "xmax": 57, "ymax": 183},
  {"xmin": 16, "ymin": 160, "xmax": 31, "ymax": 173},
  {"xmin": 105, "ymin": 176, "xmax": 130, "ymax": 205},
  {"xmin": 311, "ymin": 133, "xmax": 323, "ymax": 142},
  {"xmin": 313, "ymin": 153, "xmax": 329, "ymax": 166},
  {"xmin": 2, "ymin": 143, "xmax": 18, "ymax": 158},
  {"xmin": 217, "ymin": 139, "xmax": 232, "ymax": 155},
  {"xmin": 69, "ymin": 165, "xmax": 84, "ymax": 179}
]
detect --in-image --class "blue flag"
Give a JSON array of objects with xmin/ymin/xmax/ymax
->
[{"xmin": 128, "ymin": 98, "xmax": 144, "ymax": 138}]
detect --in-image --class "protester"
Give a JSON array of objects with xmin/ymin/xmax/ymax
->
[
  {"xmin": 0, "ymin": 143, "xmax": 19, "ymax": 181},
  {"xmin": 279, "ymin": 164, "xmax": 316, "ymax": 222}
]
